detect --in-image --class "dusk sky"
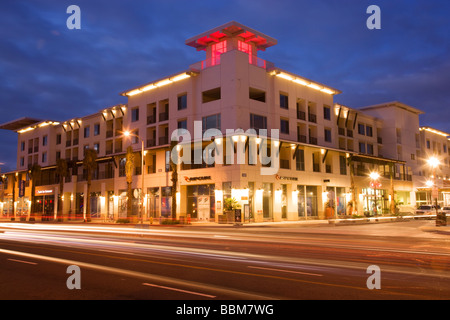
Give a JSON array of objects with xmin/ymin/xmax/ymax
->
[{"xmin": 1, "ymin": 0, "xmax": 449, "ymax": 172}]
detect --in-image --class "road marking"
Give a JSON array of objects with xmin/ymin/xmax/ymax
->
[
  {"xmin": 248, "ymin": 265, "xmax": 323, "ymax": 277},
  {"xmin": 7, "ymin": 258, "xmax": 37, "ymax": 265},
  {"xmin": 143, "ymin": 282, "xmax": 216, "ymax": 298}
]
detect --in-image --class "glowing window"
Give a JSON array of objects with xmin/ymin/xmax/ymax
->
[
  {"xmin": 238, "ymin": 41, "xmax": 253, "ymax": 63},
  {"xmin": 211, "ymin": 41, "xmax": 227, "ymax": 66}
]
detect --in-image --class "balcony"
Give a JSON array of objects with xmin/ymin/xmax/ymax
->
[
  {"xmin": 147, "ymin": 139, "xmax": 156, "ymax": 148},
  {"xmin": 297, "ymin": 110, "xmax": 306, "ymax": 121},
  {"xmin": 159, "ymin": 112, "xmax": 169, "ymax": 122},
  {"xmin": 308, "ymin": 113, "xmax": 317, "ymax": 123},
  {"xmin": 297, "ymin": 135, "xmax": 307, "ymax": 143},
  {"xmin": 309, "ymin": 137, "xmax": 318, "ymax": 145},
  {"xmin": 189, "ymin": 52, "xmax": 274, "ymax": 71},
  {"xmin": 159, "ymin": 136, "xmax": 169, "ymax": 145},
  {"xmin": 338, "ymin": 127, "xmax": 345, "ymax": 136},
  {"xmin": 147, "ymin": 115, "xmax": 156, "ymax": 125}
]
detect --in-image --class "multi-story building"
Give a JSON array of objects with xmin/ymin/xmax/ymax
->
[{"xmin": 0, "ymin": 22, "xmax": 447, "ymax": 222}]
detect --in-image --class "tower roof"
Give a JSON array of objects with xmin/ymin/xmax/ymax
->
[{"xmin": 185, "ymin": 21, "xmax": 277, "ymax": 51}]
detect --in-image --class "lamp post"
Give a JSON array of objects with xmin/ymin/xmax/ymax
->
[
  {"xmin": 428, "ymin": 156, "xmax": 446, "ymax": 226},
  {"xmin": 123, "ymin": 131, "xmax": 146, "ymax": 224},
  {"xmin": 369, "ymin": 171, "xmax": 380, "ymax": 216}
]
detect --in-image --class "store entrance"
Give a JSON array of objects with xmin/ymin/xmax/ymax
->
[{"xmin": 35, "ymin": 196, "xmax": 55, "ymax": 221}]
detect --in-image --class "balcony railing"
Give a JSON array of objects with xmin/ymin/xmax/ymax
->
[
  {"xmin": 297, "ymin": 134, "xmax": 307, "ymax": 143},
  {"xmin": 189, "ymin": 51, "xmax": 274, "ymax": 71},
  {"xmin": 297, "ymin": 110, "xmax": 306, "ymax": 121},
  {"xmin": 147, "ymin": 139, "xmax": 156, "ymax": 148},
  {"xmin": 159, "ymin": 112, "xmax": 169, "ymax": 122},
  {"xmin": 308, "ymin": 113, "xmax": 317, "ymax": 123},
  {"xmin": 309, "ymin": 137, "xmax": 318, "ymax": 145},
  {"xmin": 159, "ymin": 136, "xmax": 168, "ymax": 145},
  {"xmin": 147, "ymin": 115, "xmax": 156, "ymax": 125}
]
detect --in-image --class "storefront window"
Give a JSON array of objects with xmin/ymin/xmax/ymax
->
[
  {"xmin": 147, "ymin": 187, "xmax": 160, "ymax": 218},
  {"xmin": 263, "ymin": 183, "xmax": 273, "ymax": 219},
  {"xmin": 187, "ymin": 184, "xmax": 215, "ymax": 221},
  {"xmin": 161, "ymin": 187, "xmax": 172, "ymax": 218},
  {"xmin": 306, "ymin": 186, "xmax": 318, "ymax": 217}
]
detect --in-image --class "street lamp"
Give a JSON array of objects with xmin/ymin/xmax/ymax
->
[
  {"xmin": 369, "ymin": 171, "xmax": 380, "ymax": 216},
  {"xmin": 427, "ymin": 156, "xmax": 446, "ymax": 226},
  {"xmin": 123, "ymin": 130, "xmax": 146, "ymax": 224}
]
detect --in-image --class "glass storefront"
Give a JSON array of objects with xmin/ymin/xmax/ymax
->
[
  {"xmin": 147, "ymin": 187, "xmax": 160, "ymax": 219},
  {"xmin": 298, "ymin": 185, "xmax": 318, "ymax": 218},
  {"xmin": 187, "ymin": 184, "xmax": 215, "ymax": 221}
]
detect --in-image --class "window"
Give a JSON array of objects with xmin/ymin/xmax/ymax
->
[
  {"xmin": 249, "ymin": 87, "xmax": 266, "ymax": 102},
  {"xmin": 426, "ymin": 139, "xmax": 431, "ymax": 149},
  {"xmin": 84, "ymin": 126, "xmax": 90, "ymax": 138},
  {"xmin": 367, "ymin": 143, "xmax": 373, "ymax": 155},
  {"xmin": 132, "ymin": 107, "xmax": 139, "ymax": 122},
  {"xmin": 280, "ymin": 119, "xmax": 289, "ymax": 134},
  {"xmin": 177, "ymin": 119, "xmax": 187, "ymax": 130},
  {"xmin": 250, "ymin": 114, "xmax": 267, "ymax": 131},
  {"xmin": 56, "ymin": 134, "xmax": 61, "ymax": 145},
  {"xmin": 358, "ymin": 123, "xmax": 365, "ymax": 135},
  {"xmin": 280, "ymin": 93, "xmax": 289, "ymax": 109},
  {"xmin": 94, "ymin": 123, "xmax": 100, "ymax": 136},
  {"xmin": 366, "ymin": 125, "xmax": 373, "ymax": 137},
  {"xmin": 202, "ymin": 87, "xmax": 221, "ymax": 103},
  {"xmin": 296, "ymin": 149, "xmax": 305, "ymax": 171},
  {"xmin": 202, "ymin": 114, "xmax": 221, "ymax": 133},
  {"xmin": 238, "ymin": 40, "xmax": 253, "ymax": 58},
  {"xmin": 93, "ymin": 143, "xmax": 100, "ymax": 153},
  {"xmin": 324, "ymin": 128, "xmax": 332, "ymax": 142},
  {"xmin": 312, "ymin": 153, "xmax": 320, "ymax": 172},
  {"xmin": 43, "ymin": 135, "xmax": 48, "ymax": 146},
  {"xmin": 42, "ymin": 152, "xmax": 47, "ymax": 163},
  {"xmin": 359, "ymin": 142, "xmax": 366, "ymax": 153},
  {"xmin": 178, "ymin": 94, "xmax": 187, "ymax": 110},
  {"xmin": 20, "ymin": 141, "xmax": 25, "ymax": 151},
  {"xmin": 211, "ymin": 41, "xmax": 227, "ymax": 66},
  {"xmin": 323, "ymin": 105, "xmax": 331, "ymax": 120}
]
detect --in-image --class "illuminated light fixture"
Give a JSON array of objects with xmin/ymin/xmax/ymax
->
[
  {"xmin": 171, "ymin": 73, "xmax": 190, "ymax": 82},
  {"xmin": 124, "ymin": 73, "xmax": 192, "ymax": 97},
  {"xmin": 420, "ymin": 127, "xmax": 449, "ymax": 137},
  {"xmin": 427, "ymin": 156, "xmax": 440, "ymax": 168},
  {"xmin": 369, "ymin": 171, "xmax": 380, "ymax": 181},
  {"xmin": 255, "ymin": 137, "xmax": 261, "ymax": 145},
  {"xmin": 127, "ymin": 89, "xmax": 141, "ymax": 96},
  {"xmin": 141, "ymin": 84, "xmax": 156, "ymax": 92},
  {"xmin": 307, "ymin": 83, "xmax": 322, "ymax": 91},
  {"xmin": 155, "ymin": 79, "xmax": 172, "ymax": 87},
  {"xmin": 321, "ymin": 88, "xmax": 335, "ymax": 95},
  {"xmin": 293, "ymin": 78, "xmax": 308, "ymax": 86},
  {"xmin": 276, "ymin": 72, "xmax": 293, "ymax": 81},
  {"xmin": 18, "ymin": 127, "xmax": 35, "ymax": 134},
  {"xmin": 275, "ymin": 71, "xmax": 337, "ymax": 95}
]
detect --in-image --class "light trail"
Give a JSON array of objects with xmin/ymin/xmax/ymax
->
[{"xmin": 0, "ymin": 247, "xmax": 278, "ymax": 300}]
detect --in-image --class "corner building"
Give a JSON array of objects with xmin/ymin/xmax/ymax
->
[{"xmin": 1, "ymin": 22, "xmax": 446, "ymax": 222}]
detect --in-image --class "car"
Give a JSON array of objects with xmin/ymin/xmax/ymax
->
[
  {"xmin": 440, "ymin": 206, "xmax": 450, "ymax": 216},
  {"xmin": 415, "ymin": 205, "xmax": 440, "ymax": 215}
]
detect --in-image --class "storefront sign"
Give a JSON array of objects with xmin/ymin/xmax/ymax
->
[
  {"xmin": 184, "ymin": 176, "xmax": 211, "ymax": 182},
  {"xmin": 275, "ymin": 175, "xmax": 298, "ymax": 181},
  {"xmin": 35, "ymin": 187, "xmax": 54, "ymax": 196}
]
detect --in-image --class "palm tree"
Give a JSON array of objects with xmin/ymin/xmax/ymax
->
[
  {"xmin": 389, "ymin": 163, "xmax": 396, "ymax": 214},
  {"xmin": 29, "ymin": 164, "xmax": 41, "ymax": 222},
  {"xmin": 170, "ymin": 140, "xmax": 178, "ymax": 221},
  {"xmin": 125, "ymin": 146, "xmax": 135, "ymax": 219},
  {"xmin": 83, "ymin": 148, "xmax": 97, "ymax": 222},
  {"xmin": 56, "ymin": 158, "xmax": 68, "ymax": 222},
  {"xmin": 347, "ymin": 155, "xmax": 358, "ymax": 215}
]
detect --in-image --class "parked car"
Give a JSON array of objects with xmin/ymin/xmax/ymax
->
[
  {"xmin": 415, "ymin": 205, "xmax": 440, "ymax": 215},
  {"xmin": 440, "ymin": 206, "xmax": 450, "ymax": 216}
]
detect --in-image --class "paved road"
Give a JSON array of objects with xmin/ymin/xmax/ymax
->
[{"xmin": 0, "ymin": 220, "xmax": 449, "ymax": 301}]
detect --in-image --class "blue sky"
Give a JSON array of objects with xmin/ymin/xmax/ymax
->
[{"xmin": 1, "ymin": 0, "xmax": 449, "ymax": 171}]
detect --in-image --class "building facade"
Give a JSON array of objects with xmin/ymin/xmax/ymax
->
[{"xmin": 1, "ymin": 22, "xmax": 449, "ymax": 222}]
